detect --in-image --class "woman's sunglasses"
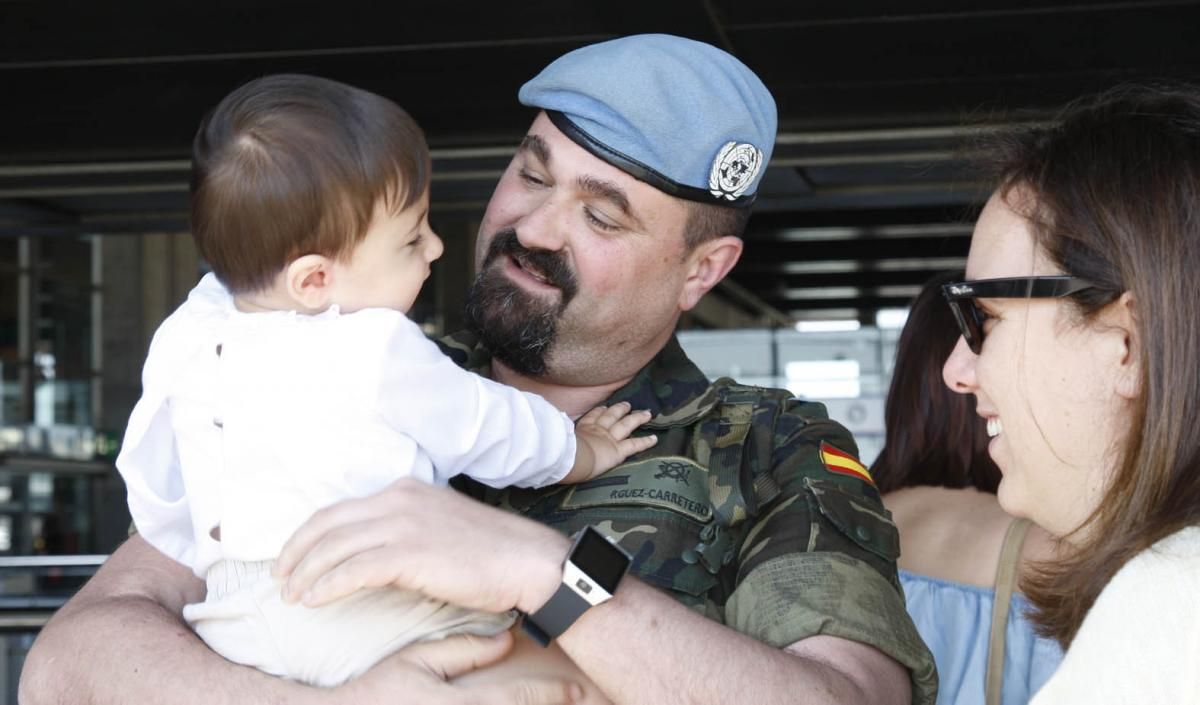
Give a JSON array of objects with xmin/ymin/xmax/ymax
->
[{"xmin": 941, "ymin": 276, "xmax": 1096, "ymax": 354}]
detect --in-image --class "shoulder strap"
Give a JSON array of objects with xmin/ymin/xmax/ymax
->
[{"xmin": 986, "ymin": 517, "xmax": 1032, "ymax": 705}]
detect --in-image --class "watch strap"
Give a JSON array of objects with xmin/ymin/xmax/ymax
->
[{"xmin": 520, "ymin": 581, "xmax": 593, "ymax": 647}]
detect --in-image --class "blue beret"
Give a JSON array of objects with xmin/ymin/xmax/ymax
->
[{"xmin": 519, "ymin": 34, "xmax": 777, "ymax": 207}]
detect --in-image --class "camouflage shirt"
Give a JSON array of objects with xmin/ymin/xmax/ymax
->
[{"xmin": 442, "ymin": 331, "xmax": 937, "ymax": 704}]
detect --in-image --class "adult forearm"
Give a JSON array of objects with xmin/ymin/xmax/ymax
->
[
  {"xmin": 271, "ymin": 482, "xmax": 909, "ymax": 704},
  {"xmin": 19, "ymin": 539, "xmax": 322, "ymax": 705},
  {"xmin": 557, "ymin": 579, "xmax": 904, "ymax": 705},
  {"xmin": 22, "ymin": 594, "xmax": 318, "ymax": 705}
]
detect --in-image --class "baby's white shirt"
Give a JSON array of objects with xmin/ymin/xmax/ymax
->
[{"xmin": 117, "ymin": 274, "xmax": 576, "ymax": 576}]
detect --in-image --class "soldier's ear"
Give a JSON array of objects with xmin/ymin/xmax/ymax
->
[{"xmin": 679, "ymin": 236, "xmax": 742, "ymax": 311}]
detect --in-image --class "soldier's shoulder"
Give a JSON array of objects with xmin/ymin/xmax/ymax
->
[
  {"xmin": 713, "ymin": 380, "xmax": 832, "ymax": 421},
  {"xmin": 707, "ymin": 380, "xmax": 858, "ymax": 463},
  {"xmin": 774, "ymin": 396, "xmax": 855, "ymax": 445},
  {"xmin": 722, "ymin": 385, "xmax": 882, "ymax": 505}
]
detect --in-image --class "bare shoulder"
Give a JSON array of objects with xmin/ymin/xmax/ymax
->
[{"xmin": 884, "ymin": 486, "xmax": 1012, "ymax": 588}]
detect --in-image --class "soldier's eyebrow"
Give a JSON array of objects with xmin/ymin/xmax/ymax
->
[
  {"xmin": 517, "ymin": 134, "xmax": 551, "ymax": 166},
  {"xmin": 577, "ymin": 175, "xmax": 644, "ymax": 230}
]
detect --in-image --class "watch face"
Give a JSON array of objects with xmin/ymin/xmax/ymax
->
[{"xmin": 572, "ymin": 527, "xmax": 631, "ymax": 593}]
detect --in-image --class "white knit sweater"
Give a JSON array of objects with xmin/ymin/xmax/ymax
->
[{"xmin": 1030, "ymin": 526, "xmax": 1200, "ymax": 704}]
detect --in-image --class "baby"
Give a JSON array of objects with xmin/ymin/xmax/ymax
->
[{"xmin": 116, "ymin": 73, "xmax": 655, "ymax": 687}]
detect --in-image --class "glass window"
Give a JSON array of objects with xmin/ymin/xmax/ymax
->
[
  {"xmin": 0, "ymin": 238, "xmax": 18, "ymax": 426},
  {"xmin": 31, "ymin": 237, "xmax": 94, "ymax": 428},
  {"xmin": 785, "ymin": 359, "xmax": 862, "ymax": 399}
]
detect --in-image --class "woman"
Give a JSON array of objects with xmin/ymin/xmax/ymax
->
[
  {"xmin": 873, "ymin": 272, "xmax": 1062, "ymax": 705},
  {"xmin": 942, "ymin": 84, "xmax": 1200, "ymax": 703}
]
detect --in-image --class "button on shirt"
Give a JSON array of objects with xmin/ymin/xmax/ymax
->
[{"xmin": 117, "ymin": 274, "xmax": 576, "ymax": 577}]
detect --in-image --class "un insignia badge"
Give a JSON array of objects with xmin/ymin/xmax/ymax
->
[
  {"xmin": 708, "ymin": 141, "xmax": 763, "ymax": 201},
  {"xmin": 654, "ymin": 460, "xmax": 691, "ymax": 485}
]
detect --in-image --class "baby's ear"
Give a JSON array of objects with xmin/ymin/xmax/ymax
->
[{"xmin": 285, "ymin": 255, "xmax": 335, "ymax": 311}]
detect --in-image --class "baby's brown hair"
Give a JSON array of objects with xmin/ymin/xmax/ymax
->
[{"xmin": 190, "ymin": 73, "xmax": 430, "ymax": 293}]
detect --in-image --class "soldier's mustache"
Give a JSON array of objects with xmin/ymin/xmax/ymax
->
[{"xmin": 482, "ymin": 229, "xmax": 578, "ymax": 296}]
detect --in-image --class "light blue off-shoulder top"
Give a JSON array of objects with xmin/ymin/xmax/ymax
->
[{"xmin": 900, "ymin": 570, "xmax": 1064, "ymax": 705}]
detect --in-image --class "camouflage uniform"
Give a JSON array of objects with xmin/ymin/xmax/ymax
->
[{"xmin": 443, "ymin": 332, "xmax": 938, "ymax": 704}]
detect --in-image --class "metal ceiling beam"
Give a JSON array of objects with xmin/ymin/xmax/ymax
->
[
  {"xmin": 734, "ymin": 256, "xmax": 967, "ymax": 275},
  {"xmin": 738, "ymin": 235, "xmax": 969, "ymax": 263},
  {"xmin": 725, "ymin": 1, "xmax": 1197, "ymax": 32},
  {"xmin": 768, "ymin": 295, "xmax": 919, "ymax": 312},
  {"xmin": 747, "ymin": 204, "xmax": 979, "ymax": 230},
  {"xmin": 741, "ymin": 268, "xmax": 960, "ymax": 292},
  {"xmin": 0, "ymin": 35, "xmax": 614, "ymax": 71}
]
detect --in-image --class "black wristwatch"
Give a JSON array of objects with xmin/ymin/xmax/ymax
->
[{"xmin": 521, "ymin": 526, "xmax": 632, "ymax": 647}]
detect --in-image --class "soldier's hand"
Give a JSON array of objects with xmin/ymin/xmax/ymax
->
[
  {"xmin": 572, "ymin": 402, "xmax": 657, "ymax": 480},
  {"xmin": 274, "ymin": 478, "xmax": 570, "ymax": 616},
  {"xmin": 328, "ymin": 631, "xmax": 583, "ymax": 705}
]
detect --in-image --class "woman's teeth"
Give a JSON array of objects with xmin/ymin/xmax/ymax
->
[{"xmin": 987, "ymin": 418, "xmax": 1003, "ymax": 438}]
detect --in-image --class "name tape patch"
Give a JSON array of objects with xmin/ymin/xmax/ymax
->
[{"xmin": 561, "ymin": 456, "xmax": 713, "ymax": 522}]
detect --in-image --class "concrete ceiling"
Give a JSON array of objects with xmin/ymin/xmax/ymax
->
[{"xmin": 3, "ymin": 0, "xmax": 1198, "ymax": 321}]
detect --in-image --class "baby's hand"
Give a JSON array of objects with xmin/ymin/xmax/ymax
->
[{"xmin": 568, "ymin": 402, "xmax": 657, "ymax": 483}]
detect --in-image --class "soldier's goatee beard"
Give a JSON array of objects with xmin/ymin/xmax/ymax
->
[{"xmin": 464, "ymin": 228, "xmax": 578, "ymax": 377}]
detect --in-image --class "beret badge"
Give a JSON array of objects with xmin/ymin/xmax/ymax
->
[{"xmin": 708, "ymin": 141, "xmax": 764, "ymax": 201}]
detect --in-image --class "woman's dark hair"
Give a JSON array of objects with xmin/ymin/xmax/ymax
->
[
  {"xmin": 986, "ymin": 83, "xmax": 1200, "ymax": 647},
  {"xmin": 190, "ymin": 73, "xmax": 430, "ymax": 293},
  {"xmin": 871, "ymin": 271, "xmax": 1001, "ymax": 494}
]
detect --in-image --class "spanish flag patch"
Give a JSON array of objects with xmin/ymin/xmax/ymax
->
[{"xmin": 819, "ymin": 441, "xmax": 875, "ymax": 487}]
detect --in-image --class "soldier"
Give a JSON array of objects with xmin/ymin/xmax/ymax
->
[{"xmin": 22, "ymin": 34, "xmax": 936, "ymax": 705}]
